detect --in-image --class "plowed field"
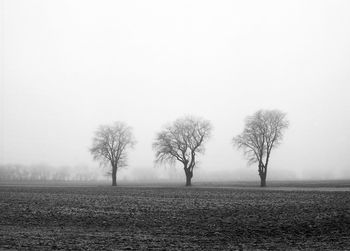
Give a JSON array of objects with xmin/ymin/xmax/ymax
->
[{"xmin": 0, "ymin": 185, "xmax": 349, "ymax": 250}]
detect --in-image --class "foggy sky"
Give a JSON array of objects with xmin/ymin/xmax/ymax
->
[{"xmin": 1, "ymin": 0, "xmax": 350, "ymax": 181}]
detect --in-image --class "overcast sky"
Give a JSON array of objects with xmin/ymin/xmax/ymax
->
[{"xmin": 1, "ymin": 0, "xmax": 350, "ymax": 181}]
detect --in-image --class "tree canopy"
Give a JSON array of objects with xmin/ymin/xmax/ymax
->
[
  {"xmin": 153, "ymin": 116, "xmax": 212, "ymax": 186},
  {"xmin": 233, "ymin": 110, "xmax": 289, "ymax": 186},
  {"xmin": 90, "ymin": 122, "xmax": 135, "ymax": 186}
]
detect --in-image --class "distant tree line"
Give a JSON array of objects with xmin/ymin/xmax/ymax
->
[
  {"xmin": 91, "ymin": 109, "xmax": 289, "ymax": 187},
  {"xmin": 0, "ymin": 164, "xmax": 100, "ymax": 182}
]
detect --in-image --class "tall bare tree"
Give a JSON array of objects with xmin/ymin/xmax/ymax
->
[
  {"xmin": 233, "ymin": 110, "xmax": 289, "ymax": 187},
  {"xmin": 153, "ymin": 116, "xmax": 212, "ymax": 186},
  {"xmin": 90, "ymin": 122, "xmax": 135, "ymax": 186}
]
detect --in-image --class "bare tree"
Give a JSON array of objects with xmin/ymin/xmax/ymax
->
[
  {"xmin": 233, "ymin": 110, "xmax": 289, "ymax": 187},
  {"xmin": 153, "ymin": 116, "xmax": 212, "ymax": 186},
  {"xmin": 90, "ymin": 122, "xmax": 135, "ymax": 186}
]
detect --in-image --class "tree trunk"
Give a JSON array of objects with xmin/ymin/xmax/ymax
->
[
  {"xmin": 258, "ymin": 163, "xmax": 268, "ymax": 187},
  {"xmin": 112, "ymin": 166, "xmax": 117, "ymax": 186},
  {"xmin": 186, "ymin": 174, "xmax": 192, "ymax": 186},
  {"xmin": 185, "ymin": 170, "xmax": 193, "ymax": 186},
  {"xmin": 260, "ymin": 175, "xmax": 266, "ymax": 187},
  {"xmin": 259, "ymin": 171, "xmax": 267, "ymax": 187}
]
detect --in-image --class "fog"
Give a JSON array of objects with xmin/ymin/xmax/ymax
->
[{"xmin": 1, "ymin": 0, "xmax": 350, "ymax": 182}]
